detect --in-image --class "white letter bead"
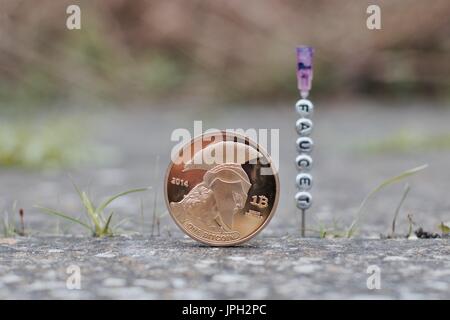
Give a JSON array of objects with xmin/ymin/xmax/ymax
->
[
  {"xmin": 295, "ymin": 191, "xmax": 312, "ymax": 210},
  {"xmin": 296, "ymin": 118, "xmax": 313, "ymax": 136},
  {"xmin": 296, "ymin": 173, "xmax": 313, "ymax": 190},
  {"xmin": 295, "ymin": 154, "xmax": 312, "ymax": 171},
  {"xmin": 295, "ymin": 99, "xmax": 313, "ymax": 117},
  {"xmin": 296, "ymin": 137, "xmax": 313, "ymax": 153}
]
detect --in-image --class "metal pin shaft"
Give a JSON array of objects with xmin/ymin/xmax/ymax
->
[{"xmin": 301, "ymin": 209, "xmax": 306, "ymax": 237}]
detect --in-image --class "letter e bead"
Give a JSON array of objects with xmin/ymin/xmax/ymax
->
[{"xmin": 296, "ymin": 173, "xmax": 313, "ymax": 190}]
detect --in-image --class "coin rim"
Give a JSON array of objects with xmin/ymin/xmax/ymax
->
[{"xmin": 164, "ymin": 130, "xmax": 280, "ymax": 246}]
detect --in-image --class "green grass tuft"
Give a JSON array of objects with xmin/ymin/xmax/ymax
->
[{"xmin": 36, "ymin": 183, "xmax": 151, "ymax": 237}]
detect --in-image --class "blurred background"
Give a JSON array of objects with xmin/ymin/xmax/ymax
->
[
  {"xmin": 1, "ymin": 0, "xmax": 449, "ymax": 107},
  {"xmin": 0, "ymin": 0, "xmax": 450, "ymax": 236}
]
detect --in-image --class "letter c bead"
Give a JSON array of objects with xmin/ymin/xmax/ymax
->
[{"xmin": 295, "ymin": 154, "xmax": 312, "ymax": 171}]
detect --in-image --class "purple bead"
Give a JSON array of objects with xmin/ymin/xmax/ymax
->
[{"xmin": 296, "ymin": 46, "xmax": 314, "ymax": 98}]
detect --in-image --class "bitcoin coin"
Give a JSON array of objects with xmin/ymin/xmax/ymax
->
[{"xmin": 165, "ymin": 131, "xmax": 279, "ymax": 246}]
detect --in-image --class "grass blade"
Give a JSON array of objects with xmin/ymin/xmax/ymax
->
[
  {"xmin": 439, "ymin": 222, "xmax": 450, "ymax": 235},
  {"xmin": 391, "ymin": 183, "xmax": 411, "ymax": 237},
  {"xmin": 69, "ymin": 177, "xmax": 96, "ymax": 223},
  {"xmin": 102, "ymin": 212, "xmax": 114, "ymax": 235},
  {"xmin": 81, "ymin": 192, "xmax": 96, "ymax": 215},
  {"xmin": 113, "ymin": 218, "xmax": 130, "ymax": 230},
  {"xmin": 151, "ymin": 156, "xmax": 160, "ymax": 237},
  {"xmin": 346, "ymin": 164, "xmax": 428, "ymax": 237},
  {"xmin": 407, "ymin": 214, "xmax": 416, "ymax": 238},
  {"xmin": 2, "ymin": 212, "xmax": 9, "ymax": 237},
  {"xmin": 69, "ymin": 175, "xmax": 83, "ymax": 200},
  {"xmin": 140, "ymin": 198, "xmax": 145, "ymax": 234},
  {"xmin": 35, "ymin": 205, "xmax": 93, "ymax": 232},
  {"xmin": 96, "ymin": 187, "xmax": 150, "ymax": 215},
  {"xmin": 81, "ymin": 191, "xmax": 101, "ymax": 231}
]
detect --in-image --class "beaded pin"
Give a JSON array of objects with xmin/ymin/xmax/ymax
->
[{"xmin": 295, "ymin": 46, "xmax": 314, "ymax": 237}]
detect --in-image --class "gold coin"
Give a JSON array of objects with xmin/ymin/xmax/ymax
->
[{"xmin": 164, "ymin": 131, "xmax": 279, "ymax": 246}]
